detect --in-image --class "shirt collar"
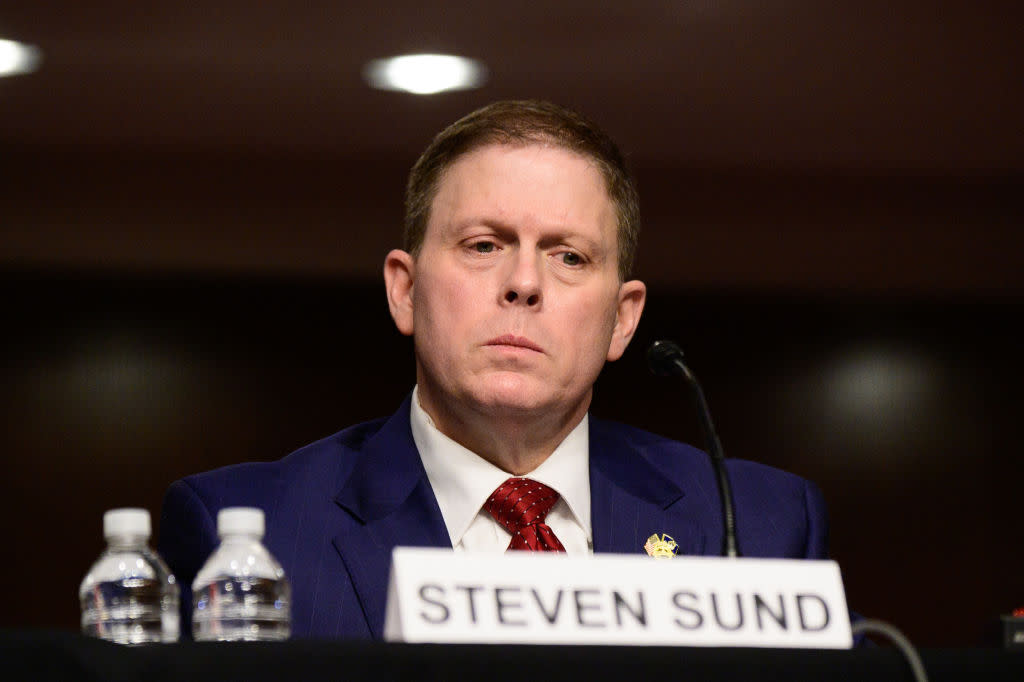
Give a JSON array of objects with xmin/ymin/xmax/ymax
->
[{"xmin": 410, "ymin": 385, "xmax": 592, "ymax": 547}]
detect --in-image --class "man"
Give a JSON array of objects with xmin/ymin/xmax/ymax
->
[{"xmin": 160, "ymin": 100, "xmax": 831, "ymax": 639}]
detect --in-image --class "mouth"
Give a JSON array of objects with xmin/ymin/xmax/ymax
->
[{"xmin": 485, "ymin": 334, "xmax": 544, "ymax": 353}]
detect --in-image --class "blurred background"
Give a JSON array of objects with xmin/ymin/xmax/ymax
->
[{"xmin": 1, "ymin": 1, "xmax": 1021, "ymax": 646}]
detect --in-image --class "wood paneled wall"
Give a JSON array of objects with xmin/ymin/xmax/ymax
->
[{"xmin": 2, "ymin": 272, "xmax": 1019, "ymax": 645}]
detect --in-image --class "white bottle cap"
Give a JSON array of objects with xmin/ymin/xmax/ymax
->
[
  {"xmin": 217, "ymin": 507, "xmax": 265, "ymax": 539},
  {"xmin": 103, "ymin": 508, "xmax": 151, "ymax": 540}
]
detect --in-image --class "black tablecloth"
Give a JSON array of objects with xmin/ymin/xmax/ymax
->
[{"xmin": 4, "ymin": 630, "xmax": 1023, "ymax": 682}]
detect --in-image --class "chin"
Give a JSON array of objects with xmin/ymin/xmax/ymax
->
[{"xmin": 468, "ymin": 375, "xmax": 571, "ymax": 417}]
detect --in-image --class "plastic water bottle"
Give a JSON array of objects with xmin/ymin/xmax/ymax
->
[
  {"xmin": 79, "ymin": 508, "xmax": 180, "ymax": 644},
  {"xmin": 192, "ymin": 507, "xmax": 291, "ymax": 641}
]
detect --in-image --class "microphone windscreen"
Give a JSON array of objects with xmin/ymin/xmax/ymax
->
[{"xmin": 647, "ymin": 339, "xmax": 686, "ymax": 377}]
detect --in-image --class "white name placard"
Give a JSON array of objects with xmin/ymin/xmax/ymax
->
[{"xmin": 384, "ymin": 548, "xmax": 851, "ymax": 648}]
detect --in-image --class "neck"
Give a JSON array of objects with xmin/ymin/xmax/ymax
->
[{"xmin": 416, "ymin": 386, "xmax": 590, "ymax": 475}]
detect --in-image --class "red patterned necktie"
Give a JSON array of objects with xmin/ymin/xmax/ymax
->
[{"xmin": 484, "ymin": 477, "xmax": 566, "ymax": 552}]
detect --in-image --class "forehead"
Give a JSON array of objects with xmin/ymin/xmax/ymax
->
[{"xmin": 428, "ymin": 143, "xmax": 616, "ymax": 236}]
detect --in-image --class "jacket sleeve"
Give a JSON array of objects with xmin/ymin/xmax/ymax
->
[
  {"xmin": 157, "ymin": 479, "xmax": 219, "ymax": 640},
  {"xmin": 802, "ymin": 478, "xmax": 830, "ymax": 560},
  {"xmin": 800, "ymin": 477, "xmax": 873, "ymax": 646}
]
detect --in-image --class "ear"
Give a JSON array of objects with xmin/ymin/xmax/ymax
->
[
  {"xmin": 384, "ymin": 249, "xmax": 415, "ymax": 336},
  {"xmin": 606, "ymin": 279, "xmax": 646, "ymax": 362}
]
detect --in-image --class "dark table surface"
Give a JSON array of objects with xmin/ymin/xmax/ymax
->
[{"xmin": 4, "ymin": 629, "xmax": 1024, "ymax": 682}]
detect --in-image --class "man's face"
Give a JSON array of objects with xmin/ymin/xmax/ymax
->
[{"xmin": 386, "ymin": 143, "xmax": 645, "ymax": 424}]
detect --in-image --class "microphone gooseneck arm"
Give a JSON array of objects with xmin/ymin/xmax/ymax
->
[{"xmin": 647, "ymin": 339, "xmax": 741, "ymax": 558}]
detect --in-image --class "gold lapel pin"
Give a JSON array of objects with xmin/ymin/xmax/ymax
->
[{"xmin": 644, "ymin": 533, "xmax": 678, "ymax": 558}]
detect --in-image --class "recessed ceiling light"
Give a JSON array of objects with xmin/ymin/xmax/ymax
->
[
  {"xmin": 363, "ymin": 54, "xmax": 487, "ymax": 95},
  {"xmin": 0, "ymin": 39, "xmax": 42, "ymax": 77}
]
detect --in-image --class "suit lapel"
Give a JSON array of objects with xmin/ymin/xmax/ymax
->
[
  {"xmin": 589, "ymin": 417, "xmax": 706, "ymax": 557},
  {"xmin": 332, "ymin": 395, "xmax": 450, "ymax": 638},
  {"xmin": 331, "ymin": 405, "xmax": 709, "ymax": 637}
]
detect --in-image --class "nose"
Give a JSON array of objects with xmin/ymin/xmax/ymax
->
[{"xmin": 501, "ymin": 250, "xmax": 542, "ymax": 307}]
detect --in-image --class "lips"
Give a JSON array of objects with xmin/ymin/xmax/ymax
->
[{"xmin": 485, "ymin": 334, "xmax": 544, "ymax": 353}]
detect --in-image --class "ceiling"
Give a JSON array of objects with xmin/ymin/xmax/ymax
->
[
  {"xmin": 1, "ymin": 2, "xmax": 1022, "ymax": 291},
  {"xmin": 3, "ymin": 0, "xmax": 1022, "ymax": 168}
]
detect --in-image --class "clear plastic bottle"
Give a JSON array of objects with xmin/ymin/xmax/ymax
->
[
  {"xmin": 79, "ymin": 508, "xmax": 180, "ymax": 644},
  {"xmin": 192, "ymin": 507, "xmax": 291, "ymax": 641}
]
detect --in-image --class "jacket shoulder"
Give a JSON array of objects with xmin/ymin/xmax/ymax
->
[
  {"xmin": 591, "ymin": 416, "xmax": 828, "ymax": 558},
  {"xmin": 593, "ymin": 417, "xmax": 815, "ymax": 492},
  {"xmin": 176, "ymin": 416, "xmax": 389, "ymax": 504},
  {"xmin": 158, "ymin": 415, "xmax": 392, "ymax": 639}
]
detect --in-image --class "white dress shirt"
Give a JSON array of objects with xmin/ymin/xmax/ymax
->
[{"xmin": 410, "ymin": 386, "xmax": 593, "ymax": 554}]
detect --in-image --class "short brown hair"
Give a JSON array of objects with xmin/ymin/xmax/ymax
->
[{"xmin": 404, "ymin": 100, "xmax": 640, "ymax": 280}]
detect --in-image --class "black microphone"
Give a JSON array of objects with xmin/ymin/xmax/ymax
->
[{"xmin": 647, "ymin": 339, "xmax": 740, "ymax": 558}]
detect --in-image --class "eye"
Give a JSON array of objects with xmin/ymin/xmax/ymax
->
[
  {"xmin": 560, "ymin": 251, "xmax": 582, "ymax": 266},
  {"xmin": 472, "ymin": 241, "xmax": 496, "ymax": 253}
]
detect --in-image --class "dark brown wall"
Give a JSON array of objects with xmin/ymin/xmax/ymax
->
[
  {"xmin": 2, "ymin": 272, "xmax": 1020, "ymax": 646},
  {"xmin": 4, "ymin": 146, "xmax": 1022, "ymax": 295}
]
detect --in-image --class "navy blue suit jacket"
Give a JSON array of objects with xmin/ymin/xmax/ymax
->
[{"xmin": 159, "ymin": 394, "xmax": 830, "ymax": 640}]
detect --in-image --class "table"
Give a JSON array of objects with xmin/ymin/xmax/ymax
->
[{"xmin": 4, "ymin": 630, "xmax": 1023, "ymax": 681}]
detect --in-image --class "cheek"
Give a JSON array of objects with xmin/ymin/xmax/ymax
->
[
  {"xmin": 556, "ymin": 293, "xmax": 619, "ymax": 353},
  {"xmin": 416, "ymin": 271, "xmax": 483, "ymax": 339},
  {"xmin": 576, "ymin": 289, "xmax": 619, "ymax": 331}
]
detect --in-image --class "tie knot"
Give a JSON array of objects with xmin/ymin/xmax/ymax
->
[{"xmin": 484, "ymin": 477, "xmax": 560, "ymax": 534}]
